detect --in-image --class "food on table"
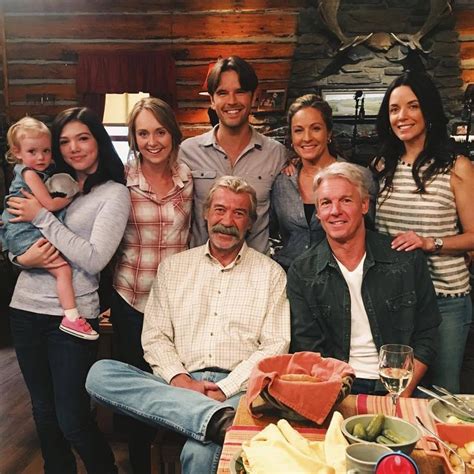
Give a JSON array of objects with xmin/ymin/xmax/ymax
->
[
  {"xmin": 446, "ymin": 440, "xmax": 474, "ymax": 472},
  {"xmin": 350, "ymin": 414, "xmax": 408, "ymax": 445},
  {"xmin": 238, "ymin": 412, "xmax": 348, "ymax": 473}
]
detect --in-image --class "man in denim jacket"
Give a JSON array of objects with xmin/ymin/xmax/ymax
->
[{"xmin": 288, "ymin": 162, "xmax": 440, "ymax": 396}]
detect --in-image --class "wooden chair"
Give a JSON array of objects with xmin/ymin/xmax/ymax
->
[{"xmin": 150, "ymin": 428, "xmax": 185, "ymax": 474}]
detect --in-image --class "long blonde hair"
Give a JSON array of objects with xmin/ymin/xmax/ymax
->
[{"xmin": 6, "ymin": 116, "xmax": 51, "ymax": 164}]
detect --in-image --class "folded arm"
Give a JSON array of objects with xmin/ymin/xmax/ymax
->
[{"xmin": 31, "ymin": 185, "xmax": 130, "ymax": 274}]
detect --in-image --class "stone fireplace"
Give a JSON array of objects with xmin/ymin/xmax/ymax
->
[{"xmin": 282, "ymin": 0, "xmax": 464, "ymax": 164}]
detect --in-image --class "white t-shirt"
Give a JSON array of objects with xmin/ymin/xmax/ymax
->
[{"xmin": 335, "ymin": 254, "xmax": 379, "ymax": 379}]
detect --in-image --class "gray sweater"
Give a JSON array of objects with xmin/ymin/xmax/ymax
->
[{"xmin": 10, "ymin": 181, "xmax": 130, "ymax": 318}]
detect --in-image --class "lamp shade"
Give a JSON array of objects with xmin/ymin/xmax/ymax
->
[{"xmin": 199, "ymin": 62, "xmax": 217, "ymax": 96}]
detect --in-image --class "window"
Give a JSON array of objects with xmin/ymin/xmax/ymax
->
[{"xmin": 103, "ymin": 92, "xmax": 149, "ymax": 162}]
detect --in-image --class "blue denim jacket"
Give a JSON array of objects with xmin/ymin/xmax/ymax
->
[
  {"xmin": 270, "ymin": 167, "xmax": 326, "ymax": 270},
  {"xmin": 270, "ymin": 161, "xmax": 377, "ymax": 271},
  {"xmin": 287, "ymin": 230, "xmax": 441, "ymax": 367}
]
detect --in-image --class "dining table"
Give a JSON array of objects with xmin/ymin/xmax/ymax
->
[{"xmin": 217, "ymin": 394, "xmax": 448, "ymax": 473}]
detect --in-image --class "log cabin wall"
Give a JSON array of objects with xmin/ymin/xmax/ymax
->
[
  {"xmin": 0, "ymin": 0, "xmax": 305, "ymax": 138},
  {"xmin": 456, "ymin": 7, "xmax": 474, "ymax": 87},
  {"xmin": 0, "ymin": 1, "xmax": 471, "ymax": 148}
]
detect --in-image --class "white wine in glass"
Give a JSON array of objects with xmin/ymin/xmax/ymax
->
[{"xmin": 378, "ymin": 344, "xmax": 414, "ymax": 416}]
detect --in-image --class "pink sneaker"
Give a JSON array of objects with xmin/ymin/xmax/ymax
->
[{"xmin": 59, "ymin": 316, "xmax": 99, "ymax": 340}]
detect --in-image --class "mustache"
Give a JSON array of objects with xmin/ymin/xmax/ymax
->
[{"xmin": 211, "ymin": 224, "xmax": 239, "ymax": 238}]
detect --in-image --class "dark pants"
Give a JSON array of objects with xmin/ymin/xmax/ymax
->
[
  {"xmin": 351, "ymin": 377, "xmax": 428, "ymax": 398},
  {"xmin": 9, "ymin": 308, "xmax": 117, "ymax": 474},
  {"xmin": 110, "ymin": 290, "xmax": 156, "ymax": 474}
]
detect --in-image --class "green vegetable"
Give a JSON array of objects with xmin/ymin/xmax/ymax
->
[
  {"xmin": 382, "ymin": 428, "xmax": 407, "ymax": 444},
  {"xmin": 366, "ymin": 414, "xmax": 385, "ymax": 441},
  {"xmin": 352, "ymin": 423, "xmax": 368, "ymax": 440},
  {"xmin": 376, "ymin": 435, "xmax": 393, "ymax": 445}
]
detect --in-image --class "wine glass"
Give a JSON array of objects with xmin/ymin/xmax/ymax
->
[{"xmin": 378, "ymin": 344, "xmax": 414, "ymax": 416}]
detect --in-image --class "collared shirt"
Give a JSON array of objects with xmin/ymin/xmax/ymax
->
[
  {"xmin": 142, "ymin": 241, "xmax": 290, "ymax": 398},
  {"xmin": 270, "ymin": 159, "xmax": 377, "ymax": 271},
  {"xmin": 113, "ymin": 160, "xmax": 193, "ymax": 313},
  {"xmin": 178, "ymin": 125, "xmax": 287, "ymax": 254},
  {"xmin": 288, "ymin": 230, "xmax": 441, "ymax": 369}
]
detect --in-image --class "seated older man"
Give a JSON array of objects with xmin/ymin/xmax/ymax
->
[
  {"xmin": 86, "ymin": 176, "xmax": 290, "ymax": 474},
  {"xmin": 288, "ymin": 162, "xmax": 441, "ymax": 396}
]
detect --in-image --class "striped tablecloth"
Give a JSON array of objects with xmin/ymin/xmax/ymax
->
[{"xmin": 217, "ymin": 394, "xmax": 446, "ymax": 474}]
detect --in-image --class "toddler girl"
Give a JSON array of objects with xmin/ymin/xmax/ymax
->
[{"xmin": 1, "ymin": 117, "xmax": 98, "ymax": 340}]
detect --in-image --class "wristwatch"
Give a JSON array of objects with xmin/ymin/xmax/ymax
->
[{"xmin": 433, "ymin": 237, "xmax": 444, "ymax": 253}]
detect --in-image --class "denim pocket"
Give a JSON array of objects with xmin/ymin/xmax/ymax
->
[{"xmin": 385, "ymin": 290, "xmax": 416, "ymax": 331}]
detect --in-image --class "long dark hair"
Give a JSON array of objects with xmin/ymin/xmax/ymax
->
[
  {"xmin": 52, "ymin": 107, "xmax": 125, "ymax": 194},
  {"xmin": 372, "ymin": 71, "xmax": 453, "ymax": 195}
]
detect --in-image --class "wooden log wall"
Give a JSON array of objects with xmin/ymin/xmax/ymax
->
[
  {"xmin": 455, "ymin": 9, "xmax": 474, "ymax": 87},
  {"xmin": 0, "ymin": 0, "xmax": 304, "ymax": 137}
]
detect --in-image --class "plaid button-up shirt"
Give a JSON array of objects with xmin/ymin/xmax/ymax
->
[
  {"xmin": 142, "ymin": 242, "xmax": 290, "ymax": 398},
  {"xmin": 113, "ymin": 160, "xmax": 193, "ymax": 312}
]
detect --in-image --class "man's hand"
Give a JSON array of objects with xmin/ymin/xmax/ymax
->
[
  {"xmin": 204, "ymin": 381, "xmax": 227, "ymax": 401},
  {"xmin": 170, "ymin": 374, "xmax": 227, "ymax": 401},
  {"xmin": 170, "ymin": 374, "xmax": 207, "ymax": 394}
]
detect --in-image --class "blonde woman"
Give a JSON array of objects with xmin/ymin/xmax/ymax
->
[{"xmin": 111, "ymin": 97, "xmax": 192, "ymax": 473}]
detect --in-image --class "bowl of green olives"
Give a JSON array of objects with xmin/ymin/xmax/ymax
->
[{"xmin": 341, "ymin": 414, "xmax": 421, "ymax": 455}]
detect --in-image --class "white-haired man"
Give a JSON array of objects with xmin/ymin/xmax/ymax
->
[
  {"xmin": 288, "ymin": 162, "xmax": 440, "ymax": 396},
  {"xmin": 86, "ymin": 176, "xmax": 290, "ymax": 474}
]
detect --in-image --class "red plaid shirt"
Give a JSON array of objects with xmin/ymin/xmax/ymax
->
[{"xmin": 113, "ymin": 161, "xmax": 193, "ymax": 312}]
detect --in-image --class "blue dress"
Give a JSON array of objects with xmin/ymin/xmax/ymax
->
[{"xmin": 1, "ymin": 163, "xmax": 65, "ymax": 255}]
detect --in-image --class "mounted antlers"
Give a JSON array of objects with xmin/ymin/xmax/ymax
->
[
  {"xmin": 391, "ymin": 0, "xmax": 452, "ymax": 53},
  {"xmin": 318, "ymin": 0, "xmax": 372, "ymax": 52},
  {"xmin": 318, "ymin": 0, "xmax": 453, "ymax": 54}
]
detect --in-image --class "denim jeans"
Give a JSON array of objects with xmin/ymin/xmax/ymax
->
[
  {"xmin": 86, "ymin": 360, "xmax": 243, "ymax": 474},
  {"xmin": 110, "ymin": 289, "xmax": 155, "ymax": 473},
  {"xmin": 10, "ymin": 308, "xmax": 117, "ymax": 474},
  {"xmin": 430, "ymin": 295, "xmax": 472, "ymax": 393}
]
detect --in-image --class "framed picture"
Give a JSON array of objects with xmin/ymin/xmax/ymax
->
[
  {"xmin": 452, "ymin": 122, "xmax": 468, "ymax": 136},
  {"xmin": 320, "ymin": 88, "xmax": 386, "ymax": 118},
  {"xmin": 256, "ymin": 88, "xmax": 287, "ymax": 112}
]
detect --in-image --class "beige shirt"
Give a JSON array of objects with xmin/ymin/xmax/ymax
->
[
  {"xmin": 178, "ymin": 126, "xmax": 287, "ymax": 253},
  {"xmin": 142, "ymin": 242, "xmax": 290, "ymax": 398}
]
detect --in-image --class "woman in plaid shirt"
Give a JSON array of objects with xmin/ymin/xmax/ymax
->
[{"xmin": 110, "ymin": 97, "xmax": 193, "ymax": 473}]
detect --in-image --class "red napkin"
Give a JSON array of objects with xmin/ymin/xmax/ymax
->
[{"xmin": 246, "ymin": 352, "xmax": 355, "ymax": 425}]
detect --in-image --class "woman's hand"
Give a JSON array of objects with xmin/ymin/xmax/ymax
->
[
  {"xmin": 7, "ymin": 189, "xmax": 43, "ymax": 223},
  {"xmin": 391, "ymin": 231, "xmax": 434, "ymax": 253},
  {"xmin": 281, "ymin": 162, "xmax": 296, "ymax": 176},
  {"xmin": 16, "ymin": 238, "xmax": 64, "ymax": 269}
]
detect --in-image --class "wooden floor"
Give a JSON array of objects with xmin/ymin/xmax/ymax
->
[{"xmin": 0, "ymin": 345, "xmax": 132, "ymax": 474}]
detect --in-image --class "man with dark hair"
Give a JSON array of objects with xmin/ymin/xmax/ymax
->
[
  {"xmin": 86, "ymin": 176, "xmax": 290, "ymax": 474},
  {"xmin": 179, "ymin": 56, "xmax": 287, "ymax": 253},
  {"xmin": 288, "ymin": 162, "xmax": 441, "ymax": 396}
]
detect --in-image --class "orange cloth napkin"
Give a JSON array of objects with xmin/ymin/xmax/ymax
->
[{"xmin": 246, "ymin": 352, "xmax": 355, "ymax": 425}]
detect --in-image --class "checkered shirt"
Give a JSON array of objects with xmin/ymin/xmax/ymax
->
[
  {"xmin": 142, "ymin": 242, "xmax": 290, "ymax": 398},
  {"xmin": 113, "ymin": 161, "xmax": 193, "ymax": 312}
]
